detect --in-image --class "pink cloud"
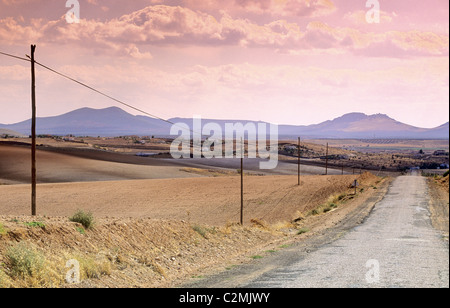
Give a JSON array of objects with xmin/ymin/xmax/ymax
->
[
  {"xmin": 183, "ymin": 0, "xmax": 336, "ymax": 18},
  {"xmin": 1, "ymin": 5, "xmax": 446, "ymax": 59}
]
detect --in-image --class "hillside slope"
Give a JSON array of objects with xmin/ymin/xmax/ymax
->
[{"xmin": 1, "ymin": 107, "xmax": 448, "ymax": 139}]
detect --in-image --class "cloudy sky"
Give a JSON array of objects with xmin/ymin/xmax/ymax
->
[{"xmin": 0, "ymin": 0, "xmax": 448, "ymax": 128}]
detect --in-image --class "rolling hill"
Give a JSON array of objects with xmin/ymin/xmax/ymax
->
[
  {"xmin": 0, "ymin": 107, "xmax": 448, "ymax": 139},
  {"xmin": 0, "ymin": 107, "xmax": 172, "ymax": 137},
  {"xmin": 0, "ymin": 128, "xmax": 26, "ymax": 137}
]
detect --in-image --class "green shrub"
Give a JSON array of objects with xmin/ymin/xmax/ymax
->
[
  {"xmin": 70, "ymin": 210, "xmax": 95, "ymax": 229},
  {"xmin": 24, "ymin": 221, "xmax": 46, "ymax": 229},
  {"xmin": 444, "ymin": 170, "xmax": 449, "ymax": 177}
]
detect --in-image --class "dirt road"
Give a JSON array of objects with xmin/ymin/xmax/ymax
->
[{"xmin": 185, "ymin": 174, "xmax": 449, "ymax": 288}]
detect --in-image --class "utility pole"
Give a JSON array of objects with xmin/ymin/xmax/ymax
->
[
  {"xmin": 298, "ymin": 137, "xmax": 301, "ymax": 186},
  {"xmin": 325, "ymin": 142, "xmax": 329, "ymax": 175},
  {"xmin": 240, "ymin": 137, "xmax": 244, "ymax": 225},
  {"xmin": 30, "ymin": 44, "xmax": 37, "ymax": 216}
]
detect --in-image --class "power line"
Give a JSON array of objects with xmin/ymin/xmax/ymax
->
[
  {"xmin": 1, "ymin": 49, "xmax": 197, "ymax": 134},
  {"xmin": 31, "ymin": 57, "xmax": 178, "ymax": 127},
  {"xmin": 0, "ymin": 51, "xmax": 30, "ymax": 62}
]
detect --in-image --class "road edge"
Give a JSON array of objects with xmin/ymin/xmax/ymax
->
[{"xmin": 179, "ymin": 177, "xmax": 393, "ymax": 288}]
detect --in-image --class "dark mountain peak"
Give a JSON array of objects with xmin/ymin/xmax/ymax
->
[
  {"xmin": 370, "ymin": 113, "xmax": 391, "ymax": 119},
  {"xmin": 329, "ymin": 112, "xmax": 368, "ymax": 124},
  {"xmin": 65, "ymin": 106, "xmax": 127, "ymax": 116},
  {"xmin": 340, "ymin": 112, "xmax": 367, "ymax": 119}
]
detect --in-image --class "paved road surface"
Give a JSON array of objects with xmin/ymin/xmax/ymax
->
[{"xmin": 186, "ymin": 174, "xmax": 449, "ymax": 288}]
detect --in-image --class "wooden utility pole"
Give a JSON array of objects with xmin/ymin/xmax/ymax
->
[
  {"xmin": 31, "ymin": 44, "xmax": 37, "ymax": 216},
  {"xmin": 298, "ymin": 137, "xmax": 301, "ymax": 186},
  {"xmin": 325, "ymin": 142, "xmax": 329, "ymax": 175},
  {"xmin": 240, "ymin": 138, "xmax": 244, "ymax": 225}
]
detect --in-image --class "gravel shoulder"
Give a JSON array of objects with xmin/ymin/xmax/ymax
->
[{"xmin": 428, "ymin": 176, "xmax": 449, "ymax": 240}]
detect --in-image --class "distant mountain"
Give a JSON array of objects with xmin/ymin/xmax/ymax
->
[
  {"xmin": 278, "ymin": 113, "xmax": 446, "ymax": 139},
  {"xmin": 424, "ymin": 122, "xmax": 450, "ymax": 139},
  {"xmin": 0, "ymin": 107, "xmax": 172, "ymax": 137},
  {"xmin": 0, "ymin": 107, "xmax": 448, "ymax": 139},
  {"xmin": 0, "ymin": 128, "xmax": 26, "ymax": 137}
]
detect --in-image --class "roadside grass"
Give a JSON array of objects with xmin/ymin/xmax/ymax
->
[
  {"xmin": 24, "ymin": 221, "xmax": 46, "ymax": 229},
  {"xmin": 0, "ymin": 223, "xmax": 7, "ymax": 236},
  {"xmin": 251, "ymin": 255, "xmax": 263, "ymax": 260},
  {"xmin": 297, "ymin": 228, "xmax": 310, "ymax": 235},
  {"xmin": 76, "ymin": 226, "xmax": 86, "ymax": 235},
  {"xmin": 279, "ymin": 244, "xmax": 291, "ymax": 249},
  {"xmin": 192, "ymin": 225, "xmax": 217, "ymax": 239},
  {"xmin": 3, "ymin": 242, "xmax": 63, "ymax": 288},
  {"xmin": 308, "ymin": 194, "xmax": 346, "ymax": 216},
  {"xmin": 76, "ymin": 255, "xmax": 112, "ymax": 279}
]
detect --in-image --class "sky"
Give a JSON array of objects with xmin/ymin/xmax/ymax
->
[{"xmin": 0, "ymin": 0, "xmax": 448, "ymax": 128}]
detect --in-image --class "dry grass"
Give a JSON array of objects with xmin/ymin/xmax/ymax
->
[
  {"xmin": 3, "ymin": 242, "xmax": 64, "ymax": 288},
  {"xmin": 308, "ymin": 194, "xmax": 343, "ymax": 216},
  {"xmin": 0, "ymin": 236, "xmax": 114, "ymax": 288},
  {"xmin": 0, "ymin": 223, "xmax": 7, "ymax": 236},
  {"xmin": 0, "ymin": 217, "xmax": 282, "ymax": 288}
]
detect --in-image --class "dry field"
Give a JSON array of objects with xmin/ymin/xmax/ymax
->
[
  {"xmin": 307, "ymin": 138, "xmax": 449, "ymax": 152},
  {"xmin": 0, "ymin": 173, "xmax": 387, "ymax": 288},
  {"xmin": 0, "ymin": 173, "xmax": 380, "ymax": 226},
  {"xmin": 0, "ymin": 145, "xmax": 201, "ymax": 184}
]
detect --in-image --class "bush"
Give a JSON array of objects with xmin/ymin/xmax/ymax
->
[
  {"xmin": 444, "ymin": 170, "xmax": 449, "ymax": 178},
  {"xmin": 69, "ymin": 210, "xmax": 95, "ymax": 229},
  {"xmin": 6, "ymin": 242, "xmax": 45, "ymax": 278}
]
